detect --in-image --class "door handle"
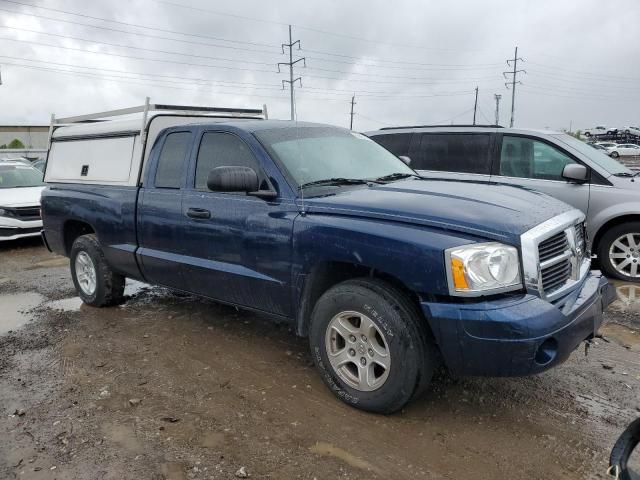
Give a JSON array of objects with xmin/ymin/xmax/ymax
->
[{"xmin": 186, "ymin": 207, "xmax": 211, "ymax": 219}]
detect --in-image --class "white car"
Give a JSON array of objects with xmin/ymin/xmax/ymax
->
[
  {"xmin": 608, "ymin": 144, "xmax": 640, "ymax": 158},
  {"xmin": 584, "ymin": 125, "xmax": 617, "ymax": 137},
  {"xmin": 623, "ymin": 126, "xmax": 640, "ymax": 136},
  {"xmin": 0, "ymin": 161, "xmax": 45, "ymax": 241},
  {"xmin": 595, "ymin": 142, "xmax": 618, "ymax": 151}
]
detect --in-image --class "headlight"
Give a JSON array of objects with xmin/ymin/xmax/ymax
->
[{"xmin": 445, "ymin": 242, "xmax": 522, "ymax": 296}]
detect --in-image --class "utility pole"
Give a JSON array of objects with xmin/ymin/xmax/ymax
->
[
  {"xmin": 349, "ymin": 94, "xmax": 356, "ymax": 130},
  {"xmin": 494, "ymin": 94, "xmax": 502, "ymax": 126},
  {"xmin": 472, "ymin": 87, "xmax": 479, "ymax": 125},
  {"xmin": 278, "ymin": 25, "xmax": 306, "ymax": 121},
  {"xmin": 503, "ymin": 46, "xmax": 525, "ymax": 127}
]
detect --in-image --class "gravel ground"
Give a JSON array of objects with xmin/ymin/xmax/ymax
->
[{"xmin": 0, "ymin": 238, "xmax": 639, "ymax": 480}]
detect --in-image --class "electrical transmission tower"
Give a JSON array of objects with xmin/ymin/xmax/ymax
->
[
  {"xmin": 278, "ymin": 25, "xmax": 306, "ymax": 121},
  {"xmin": 503, "ymin": 46, "xmax": 525, "ymax": 127},
  {"xmin": 472, "ymin": 87, "xmax": 479, "ymax": 125},
  {"xmin": 349, "ymin": 94, "xmax": 356, "ymax": 130},
  {"xmin": 494, "ymin": 94, "xmax": 502, "ymax": 125}
]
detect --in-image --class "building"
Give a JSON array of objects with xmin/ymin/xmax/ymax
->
[{"xmin": 0, "ymin": 125, "xmax": 49, "ymax": 149}]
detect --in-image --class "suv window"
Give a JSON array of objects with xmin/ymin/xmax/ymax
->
[
  {"xmin": 154, "ymin": 132, "xmax": 191, "ymax": 189},
  {"xmin": 195, "ymin": 132, "xmax": 261, "ymax": 190},
  {"xmin": 371, "ymin": 133, "xmax": 412, "ymax": 157},
  {"xmin": 499, "ymin": 136, "xmax": 576, "ymax": 181},
  {"xmin": 411, "ymin": 133, "xmax": 492, "ymax": 174}
]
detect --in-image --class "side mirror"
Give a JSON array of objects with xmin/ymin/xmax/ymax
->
[
  {"xmin": 207, "ymin": 166, "xmax": 259, "ymax": 193},
  {"xmin": 398, "ymin": 155, "xmax": 412, "ymax": 166},
  {"xmin": 562, "ymin": 164, "xmax": 588, "ymax": 183}
]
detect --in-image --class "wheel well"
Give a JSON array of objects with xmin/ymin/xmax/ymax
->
[
  {"xmin": 593, "ymin": 215, "xmax": 640, "ymax": 255},
  {"xmin": 296, "ymin": 261, "xmax": 423, "ymax": 337},
  {"xmin": 63, "ymin": 220, "xmax": 95, "ymax": 255}
]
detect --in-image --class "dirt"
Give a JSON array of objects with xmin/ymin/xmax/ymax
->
[{"xmin": 1, "ymin": 238, "xmax": 639, "ymax": 480}]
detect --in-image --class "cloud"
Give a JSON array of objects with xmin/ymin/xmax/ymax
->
[{"xmin": 0, "ymin": 0, "xmax": 639, "ymax": 132}]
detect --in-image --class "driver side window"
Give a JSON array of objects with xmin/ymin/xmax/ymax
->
[
  {"xmin": 195, "ymin": 132, "xmax": 263, "ymax": 190},
  {"xmin": 499, "ymin": 136, "xmax": 576, "ymax": 181}
]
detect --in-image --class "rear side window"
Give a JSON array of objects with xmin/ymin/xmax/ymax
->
[
  {"xmin": 370, "ymin": 133, "xmax": 412, "ymax": 157},
  {"xmin": 154, "ymin": 132, "xmax": 191, "ymax": 188},
  {"xmin": 411, "ymin": 133, "xmax": 492, "ymax": 174},
  {"xmin": 499, "ymin": 136, "xmax": 576, "ymax": 181},
  {"xmin": 195, "ymin": 132, "xmax": 261, "ymax": 190}
]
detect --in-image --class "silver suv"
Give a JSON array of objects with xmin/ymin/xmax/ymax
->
[{"xmin": 367, "ymin": 126, "xmax": 640, "ymax": 282}]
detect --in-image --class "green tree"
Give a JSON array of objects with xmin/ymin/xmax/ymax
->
[{"xmin": 7, "ymin": 138, "xmax": 26, "ymax": 149}]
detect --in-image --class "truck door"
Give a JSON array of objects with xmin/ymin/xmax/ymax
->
[
  {"xmin": 137, "ymin": 130, "xmax": 192, "ymax": 288},
  {"xmin": 492, "ymin": 134, "xmax": 590, "ymax": 215},
  {"xmin": 180, "ymin": 130, "xmax": 294, "ymax": 317}
]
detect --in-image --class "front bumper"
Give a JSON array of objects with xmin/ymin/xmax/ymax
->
[
  {"xmin": 421, "ymin": 272, "xmax": 615, "ymax": 377},
  {"xmin": 0, "ymin": 218, "xmax": 43, "ymax": 241}
]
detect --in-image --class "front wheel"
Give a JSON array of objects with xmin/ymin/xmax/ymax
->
[
  {"xmin": 309, "ymin": 278, "xmax": 435, "ymax": 414},
  {"xmin": 70, "ymin": 234, "xmax": 125, "ymax": 306},
  {"xmin": 598, "ymin": 223, "xmax": 640, "ymax": 282},
  {"xmin": 611, "ymin": 151, "xmax": 620, "ymax": 158}
]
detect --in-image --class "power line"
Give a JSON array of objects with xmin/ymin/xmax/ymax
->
[
  {"xmin": 278, "ymin": 25, "xmax": 305, "ymax": 120},
  {"xmin": 503, "ymin": 46, "xmax": 525, "ymax": 127},
  {"xmin": 152, "ymin": 0, "xmax": 485, "ymax": 53},
  {"xmin": 0, "ymin": 0, "xmax": 281, "ymax": 51}
]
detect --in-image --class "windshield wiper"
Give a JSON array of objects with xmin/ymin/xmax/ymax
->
[
  {"xmin": 299, "ymin": 177, "xmax": 372, "ymax": 189},
  {"xmin": 374, "ymin": 172, "xmax": 419, "ymax": 182},
  {"xmin": 613, "ymin": 172, "xmax": 635, "ymax": 177}
]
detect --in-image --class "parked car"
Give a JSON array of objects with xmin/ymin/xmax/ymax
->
[
  {"xmin": 608, "ymin": 144, "xmax": 640, "ymax": 158},
  {"xmin": 41, "ymin": 107, "xmax": 614, "ymax": 414},
  {"xmin": 367, "ymin": 126, "xmax": 640, "ymax": 281},
  {"xmin": 583, "ymin": 125, "xmax": 617, "ymax": 137},
  {"xmin": 594, "ymin": 142, "xmax": 618, "ymax": 151},
  {"xmin": 0, "ymin": 161, "xmax": 45, "ymax": 241}
]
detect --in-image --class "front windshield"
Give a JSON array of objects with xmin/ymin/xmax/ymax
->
[
  {"xmin": 255, "ymin": 126, "xmax": 415, "ymax": 188},
  {"xmin": 0, "ymin": 165, "xmax": 45, "ymax": 188},
  {"xmin": 553, "ymin": 134, "xmax": 633, "ymax": 175}
]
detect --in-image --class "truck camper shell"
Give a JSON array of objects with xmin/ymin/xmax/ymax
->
[{"xmin": 45, "ymin": 97, "xmax": 268, "ymax": 186}]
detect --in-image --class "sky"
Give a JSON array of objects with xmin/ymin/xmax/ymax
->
[{"xmin": 0, "ymin": 0, "xmax": 639, "ymax": 132}]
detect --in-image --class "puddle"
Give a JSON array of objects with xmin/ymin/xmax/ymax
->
[
  {"xmin": 0, "ymin": 292, "xmax": 44, "ymax": 335},
  {"xmin": 600, "ymin": 323, "xmax": 639, "ymax": 348},
  {"xmin": 609, "ymin": 280, "xmax": 640, "ymax": 316},
  {"xmin": 45, "ymin": 280, "xmax": 151, "ymax": 312},
  {"xmin": 47, "ymin": 296, "xmax": 85, "ymax": 312},
  {"xmin": 310, "ymin": 442, "xmax": 381, "ymax": 475}
]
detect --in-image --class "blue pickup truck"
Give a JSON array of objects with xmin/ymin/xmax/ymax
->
[{"xmin": 41, "ymin": 106, "xmax": 615, "ymax": 413}]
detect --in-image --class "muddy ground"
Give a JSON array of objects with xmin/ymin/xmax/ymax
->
[{"xmin": 0, "ymin": 238, "xmax": 639, "ymax": 480}]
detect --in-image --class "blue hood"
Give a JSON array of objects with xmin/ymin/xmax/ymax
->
[{"xmin": 304, "ymin": 178, "xmax": 571, "ymax": 244}]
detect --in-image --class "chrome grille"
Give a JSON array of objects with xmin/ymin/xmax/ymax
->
[
  {"xmin": 3, "ymin": 206, "xmax": 41, "ymax": 221},
  {"xmin": 522, "ymin": 210, "xmax": 590, "ymax": 302},
  {"xmin": 538, "ymin": 231, "xmax": 569, "ymax": 263},
  {"xmin": 538, "ymin": 230, "xmax": 572, "ymax": 294}
]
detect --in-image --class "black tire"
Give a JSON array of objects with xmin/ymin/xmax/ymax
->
[
  {"xmin": 584, "ymin": 132, "xmax": 591, "ymax": 137},
  {"xmin": 309, "ymin": 278, "xmax": 435, "ymax": 414},
  {"xmin": 611, "ymin": 151, "xmax": 620, "ymax": 158},
  {"xmin": 70, "ymin": 234, "xmax": 125, "ymax": 306},
  {"xmin": 597, "ymin": 222, "xmax": 640, "ymax": 282},
  {"xmin": 609, "ymin": 417, "xmax": 640, "ymax": 480}
]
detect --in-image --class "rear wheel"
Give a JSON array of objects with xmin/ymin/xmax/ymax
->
[
  {"xmin": 611, "ymin": 151, "xmax": 620, "ymax": 158},
  {"xmin": 309, "ymin": 278, "xmax": 435, "ymax": 414},
  {"xmin": 598, "ymin": 223, "xmax": 640, "ymax": 282},
  {"xmin": 70, "ymin": 234, "xmax": 125, "ymax": 306}
]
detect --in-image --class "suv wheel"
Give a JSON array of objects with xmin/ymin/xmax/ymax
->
[
  {"xmin": 598, "ymin": 223, "xmax": 640, "ymax": 282},
  {"xmin": 309, "ymin": 278, "xmax": 435, "ymax": 414},
  {"xmin": 70, "ymin": 234, "xmax": 125, "ymax": 306}
]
